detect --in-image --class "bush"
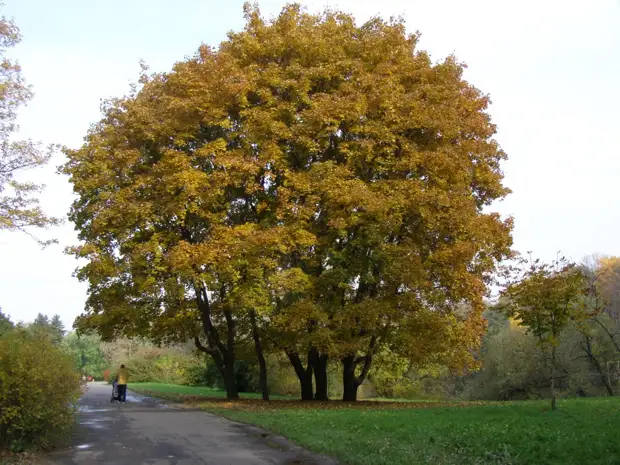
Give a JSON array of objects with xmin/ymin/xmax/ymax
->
[
  {"xmin": 113, "ymin": 350, "xmax": 194, "ymax": 384},
  {"xmin": 102, "ymin": 340, "xmax": 205, "ymax": 385},
  {"xmin": 195, "ymin": 359, "xmax": 262, "ymax": 393},
  {"xmin": 0, "ymin": 329, "xmax": 82, "ymax": 452},
  {"xmin": 184, "ymin": 363, "xmax": 211, "ymax": 386},
  {"xmin": 234, "ymin": 360, "xmax": 260, "ymax": 393},
  {"xmin": 266, "ymin": 355, "xmax": 300, "ymax": 397}
]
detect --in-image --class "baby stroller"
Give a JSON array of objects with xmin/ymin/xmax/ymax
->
[{"xmin": 111, "ymin": 379, "xmax": 121, "ymax": 403}]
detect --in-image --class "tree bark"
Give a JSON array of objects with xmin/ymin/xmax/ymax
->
[
  {"xmin": 223, "ymin": 355, "xmax": 239, "ymax": 400},
  {"xmin": 550, "ymin": 344, "xmax": 557, "ymax": 410},
  {"xmin": 195, "ymin": 335, "xmax": 239, "ymax": 399},
  {"xmin": 314, "ymin": 354, "xmax": 329, "ymax": 401},
  {"xmin": 341, "ymin": 337, "xmax": 377, "ymax": 402},
  {"xmin": 583, "ymin": 335, "xmax": 615, "ymax": 396},
  {"xmin": 287, "ymin": 350, "xmax": 314, "ymax": 401},
  {"xmin": 222, "ymin": 308, "xmax": 239, "ymax": 400},
  {"xmin": 193, "ymin": 284, "xmax": 239, "ymax": 400},
  {"xmin": 342, "ymin": 354, "xmax": 359, "ymax": 402},
  {"xmin": 250, "ymin": 310, "xmax": 269, "ymax": 401}
]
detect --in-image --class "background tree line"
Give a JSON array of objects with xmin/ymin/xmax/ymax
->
[
  {"xmin": 12, "ymin": 247, "xmax": 616, "ymax": 406},
  {"xmin": 7, "ymin": 254, "xmax": 612, "ymax": 406}
]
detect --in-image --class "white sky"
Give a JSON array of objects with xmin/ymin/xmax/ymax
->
[{"xmin": 1, "ymin": 0, "xmax": 619, "ymax": 328}]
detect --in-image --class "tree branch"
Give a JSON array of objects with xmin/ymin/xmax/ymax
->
[
  {"xmin": 593, "ymin": 317, "xmax": 620, "ymax": 353},
  {"xmin": 194, "ymin": 335, "xmax": 215, "ymax": 355},
  {"xmin": 356, "ymin": 335, "xmax": 377, "ymax": 386},
  {"xmin": 194, "ymin": 283, "xmax": 228, "ymax": 356},
  {"xmin": 286, "ymin": 350, "xmax": 311, "ymax": 381}
]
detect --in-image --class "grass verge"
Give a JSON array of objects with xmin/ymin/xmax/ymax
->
[
  {"xmin": 130, "ymin": 383, "xmax": 620, "ymax": 465},
  {"xmin": 129, "ymin": 382, "xmax": 291, "ymax": 401}
]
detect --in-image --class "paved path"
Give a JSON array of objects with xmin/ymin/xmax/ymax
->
[{"xmin": 42, "ymin": 383, "xmax": 337, "ymax": 465}]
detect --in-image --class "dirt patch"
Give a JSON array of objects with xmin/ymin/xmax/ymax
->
[{"xmin": 0, "ymin": 451, "xmax": 37, "ymax": 465}]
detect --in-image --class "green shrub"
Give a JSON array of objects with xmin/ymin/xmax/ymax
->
[
  {"xmin": 0, "ymin": 329, "xmax": 82, "ymax": 452},
  {"xmin": 106, "ymin": 348, "xmax": 205, "ymax": 386},
  {"xmin": 266, "ymin": 355, "xmax": 300, "ymax": 397},
  {"xmin": 116, "ymin": 349, "xmax": 164, "ymax": 383},
  {"xmin": 184, "ymin": 363, "xmax": 210, "ymax": 386},
  {"xmin": 153, "ymin": 353, "xmax": 199, "ymax": 385},
  {"xmin": 195, "ymin": 359, "xmax": 262, "ymax": 392}
]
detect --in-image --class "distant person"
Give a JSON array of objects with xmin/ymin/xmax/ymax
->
[{"xmin": 116, "ymin": 364, "xmax": 128, "ymax": 403}]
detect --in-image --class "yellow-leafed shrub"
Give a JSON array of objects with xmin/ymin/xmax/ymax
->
[{"xmin": 0, "ymin": 329, "xmax": 82, "ymax": 452}]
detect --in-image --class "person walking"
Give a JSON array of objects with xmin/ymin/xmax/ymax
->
[{"xmin": 116, "ymin": 364, "xmax": 128, "ymax": 403}]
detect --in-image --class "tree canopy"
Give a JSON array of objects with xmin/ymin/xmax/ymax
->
[
  {"xmin": 30, "ymin": 312, "xmax": 66, "ymax": 346},
  {"xmin": 63, "ymin": 332, "xmax": 107, "ymax": 379},
  {"xmin": 0, "ymin": 9, "xmax": 60, "ymax": 242},
  {"xmin": 500, "ymin": 256, "xmax": 590, "ymax": 409},
  {"xmin": 592, "ymin": 256, "xmax": 620, "ymax": 323},
  {"xmin": 63, "ymin": 4, "xmax": 513, "ymax": 400},
  {"xmin": 0, "ymin": 310, "xmax": 13, "ymax": 337}
]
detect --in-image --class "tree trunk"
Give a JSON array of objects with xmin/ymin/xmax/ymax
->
[
  {"xmin": 301, "ymin": 370, "xmax": 313, "ymax": 400},
  {"xmin": 602, "ymin": 372, "xmax": 615, "ymax": 397},
  {"xmin": 193, "ymin": 284, "xmax": 239, "ymax": 400},
  {"xmin": 223, "ymin": 357, "xmax": 239, "ymax": 400},
  {"xmin": 341, "ymin": 337, "xmax": 377, "ymax": 402},
  {"xmin": 550, "ymin": 344, "xmax": 556, "ymax": 410},
  {"xmin": 583, "ymin": 335, "xmax": 615, "ymax": 396},
  {"xmin": 198, "ymin": 346, "xmax": 239, "ymax": 401},
  {"xmin": 287, "ymin": 350, "xmax": 314, "ymax": 401},
  {"xmin": 250, "ymin": 310, "xmax": 269, "ymax": 401},
  {"xmin": 594, "ymin": 318, "xmax": 620, "ymax": 354},
  {"xmin": 218, "ymin": 309, "xmax": 239, "ymax": 400},
  {"xmin": 314, "ymin": 354, "xmax": 328, "ymax": 401},
  {"xmin": 342, "ymin": 355, "xmax": 359, "ymax": 402}
]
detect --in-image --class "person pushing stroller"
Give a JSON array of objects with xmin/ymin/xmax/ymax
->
[{"xmin": 111, "ymin": 364, "xmax": 128, "ymax": 403}]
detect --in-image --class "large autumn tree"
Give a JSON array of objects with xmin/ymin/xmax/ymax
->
[{"xmin": 63, "ymin": 4, "xmax": 512, "ymax": 401}]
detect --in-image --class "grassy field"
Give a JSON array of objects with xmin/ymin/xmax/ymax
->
[
  {"xmin": 130, "ymin": 383, "xmax": 620, "ymax": 465},
  {"xmin": 129, "ymin": 382, "xmax": 292, "ymax": 400}
]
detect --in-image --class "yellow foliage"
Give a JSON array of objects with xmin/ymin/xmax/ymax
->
[
  {"xmin": 63, "ymin": 3, "xmax": 512, "ymax": 387},
  {"xmin": 0, "ymin": 329, "xmax": 82, "ymax": 451}
]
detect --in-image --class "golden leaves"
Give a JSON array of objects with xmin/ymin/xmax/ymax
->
[
  {"xmin": 63, "ymin": 3, "xmax": 512, "ymax": 371},
  {"xmin": 501, "ymin": 257, "xmax": 590, "ymax": 342}
]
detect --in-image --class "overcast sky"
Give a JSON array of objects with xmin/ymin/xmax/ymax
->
[{"xmin": 1, "ymin": 0, "xmax": 619, "ymax": 328}]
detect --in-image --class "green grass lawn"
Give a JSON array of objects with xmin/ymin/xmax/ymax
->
[
  {"xmin": 129, "ymin": 382, "xmax": 291, "ymax": 400},
  {"xmin": 129, "ymin": 383, "xmax": 620, "ymax": 465}
]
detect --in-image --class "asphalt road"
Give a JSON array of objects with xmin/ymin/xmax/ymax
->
[{"xmin": 41, "ymin": 383, "xmax": 337, "ymax": 465}]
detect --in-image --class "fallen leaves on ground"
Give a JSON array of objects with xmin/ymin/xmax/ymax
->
[{"xmin": 133, "ymin": 388, "xmax": 491, "ymax": 412}]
